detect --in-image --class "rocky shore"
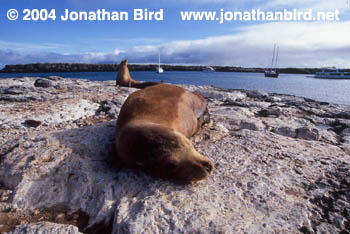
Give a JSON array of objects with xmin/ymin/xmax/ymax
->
[
  {"xmin": 0, "ymin": 76, "xmax": 350, "ymax": 234},
  {"xmin": 0, "ymin": 63, "xmax": 327, "ymax": 74}
]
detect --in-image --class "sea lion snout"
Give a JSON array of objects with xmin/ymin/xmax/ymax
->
[
  {"xmin": 122, "ymin": 59, "xmax": 128, "ymax": 65},
  {"xmin": 181, "ymin": 157, "xmax": 214, "ymax": 182},
  {"xmin": 201, "ymin": 160, "xmax": 213, "ymax": 173}
]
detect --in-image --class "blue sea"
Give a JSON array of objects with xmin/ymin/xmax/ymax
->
[{"xmin": 1, "ymin": 71, "xmax": 350, "ymax": 106}]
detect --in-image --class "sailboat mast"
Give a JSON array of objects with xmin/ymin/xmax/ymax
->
[
  {"xmin": 158, "ymin": 53, "xmax": 160, "ymax": 69},
  {"xmin": 270, "ymin": 44, "xmax": 276, "ymax": 70},
  {"xmin": 274, "ymin": 46, "xmax": 279, "ymax": 70}
]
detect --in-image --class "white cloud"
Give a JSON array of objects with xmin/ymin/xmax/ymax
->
[
  {"xmin": 125, "ymin": 21, "xmax": 350, "ymax": 67},
  {"xmin": 1, "ymin": 21, "xmax": 350, "ymax": 69},
  {"xmin": 234, "ymin": 21, "xmax": 350, "ymax": 50},
  {"xmin": 113, "ymin": 48, "xmax": 125, "ymax": 55}
]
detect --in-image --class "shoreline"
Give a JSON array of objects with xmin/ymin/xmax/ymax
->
[
  {"xmin": 0, "ymin": 75, "xmax": 349, "ymax": 107},
  {"xmin": 0, "ymin": 63, "xmax": 334, "ymax": 74},
  {"xmin": 1, "ymin": 74, "xmax": 350, "ymax": 107}
]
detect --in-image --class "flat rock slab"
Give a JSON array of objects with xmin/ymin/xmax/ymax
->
[
  {"xmin": 1, "ymin": 77, "xmax": 350, "ymax": 233},
  {"xmin": 6, "ymin": 222, "xmax": 82, "ymax": 234}
]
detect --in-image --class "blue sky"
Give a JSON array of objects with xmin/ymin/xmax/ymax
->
[{"xmin": 1, "ymin": 0, "xmax": 350, "ymax": 69}]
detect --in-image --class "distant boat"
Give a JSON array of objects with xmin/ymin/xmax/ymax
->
[
  {"xmin": 156, "ymin": 53, "xmax": 164, "ymax": 74},
  {"xmin": 265, "ymin": 44, "xmax": 279, "ymax": 78},
  {"xmin": 315, "ymin": 67, "xmax": 350, "ymax": 79},
  {"xmin": 203, "ymin": 66, "xmax": 215, "ymax": 72},
  {"xmin": 264, "ymin": 70, "xmax": 279, "ymax": 78}
]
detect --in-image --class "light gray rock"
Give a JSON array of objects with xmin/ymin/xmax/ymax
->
[
  {"xmin": 296, "ymin": 127, "xmax": 321, "ymax": 141},
  {"xmin": 6, "ymin": 222, "xmax": 82, "ymax": 234},
  {"xmin": 0, "ymin": 202, "xmax": 11, "ymax": 212},
  {"xmin": 329, "ymin": 212, "xmax": 346, "ymax": 230},
  {"xmin": 198, "ymin": 90, "xmax": 246, "ymax": 102},
  {"xmin": 315, "ymin": 223, "xmax": 338, "ymax": 234},
  {"xmin": 0, "ymin": 122, "xmax": 119, "ymax": 226},
  {"xmin": 319, "ymin": 130, "xmax": 339, "ymax": 145},
  {"xmin": 272, "ymin": 126, "xmax": 297, "ymax": 138},
  {"xmin": 258, "ymin": 107, "xmax": 282, "ymax": 117},
  {"xmin": 239, "ymin": 120, "xmax": 265, "ymax": 131},
  {"xmin": 0, "ymin": 189, "xmax": 12, "ymax": 202},
  {"xmin": 0, "ymin": 98, "xmax": 99, "ymax": 129},
  {"xmin": 337, "ymin": 119, "xmax": 350, "ymax": 128},
  {"xmin": 54, "ymin": 83, "xmax": 68, "ymax": 90},
  {"xmin": 266, "ymin": 96, "xmax": 282, "ymax": 102},
  {"xmin": 34, "ymin": 78, "xmax": 54, "ymax": 88},
  {"xmin": 1, "ymin": 77, "xmax": 350, "ymax": 233},
  {"xmin": 214, "ymin": 123, "xmax": 229, "ymax": 133},
  {"xmin": 4, "ymin": 86, "xmax": 33, "ymax": 95},
  {"xmin": 242, "ymin": 101, "xmax": 271, "ymax": 109},
  {"xmin": 246, "ymin": 90, "xmax": 269, "ymax": 99},
  {"xmin": 47, "ymin": 76, "xmax": 64, "ymax": 81},
  {"xmin": 97, "ymin": 100, "xmax": 122, "ymax": 118},
  {"xmin": 340, "ymin": 128, "xmax": 350, "ymax": 137},
  {"xmin": 343, "ymin": 136, "xmax": 350, "ymax": 144}
]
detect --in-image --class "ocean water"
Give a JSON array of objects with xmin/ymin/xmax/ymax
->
[{"xmin": 1, "ymin": 71, "xmax": 350, "ymax": 106}]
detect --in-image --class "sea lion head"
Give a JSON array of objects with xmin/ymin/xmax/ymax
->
[
  {"xmin": 117, "ymin": 122, "xmax": 214, "ymax": 183},
  {"xmin": 145, "ymin": 131, "xmax": 214, "ymax": 183},
  {"xmin": 120, "ymin": 59, "xmax": 128, "ymax": 66}
]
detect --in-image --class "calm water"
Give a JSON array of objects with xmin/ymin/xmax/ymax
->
[{"xmin": 1, "ymin": 71, "xmax": 349, "ymax": 106}]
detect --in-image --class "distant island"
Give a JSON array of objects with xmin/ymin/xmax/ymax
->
[{"xmin": 0, "ymin": 62, "xmax": 345, "ymax": 74}]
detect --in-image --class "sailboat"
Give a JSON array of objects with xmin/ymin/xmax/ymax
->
[
  {"xmin": 264, "ymin": 44, "xmax": 279, "ymax": 78},
  {"xmin": 156, "ymin": 52, "xmax": 164, "ymax": 73}
]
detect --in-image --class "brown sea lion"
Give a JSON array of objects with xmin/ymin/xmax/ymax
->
[
  {"xmin": 116, "ymin": 59, "xmax": 160, "ymax": 89},
  {"xmin": 115, "ymin": 83, "xmax": 213, "ymax": 182}
]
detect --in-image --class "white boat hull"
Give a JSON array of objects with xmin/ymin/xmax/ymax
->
[
  {"xmin": 315, "ymin": 69, "xmax": 350, "ymax": 79},
  {"xmin": 264, "ymin": 70, "xmax": 279, "ymax": 78}
]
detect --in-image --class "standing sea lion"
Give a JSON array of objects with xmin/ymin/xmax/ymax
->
[
  {"xmin": 115, "ymin": 83, "xmax": 213, "ymax": 182},
  {"xmin": 116, "ymin": 59, "xmax": 160, "ymax": 89}
]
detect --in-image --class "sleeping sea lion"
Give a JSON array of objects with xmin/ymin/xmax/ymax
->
[{"xmin": 115, "ymin": 83, "xmax": 213, "ymax": 182}]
